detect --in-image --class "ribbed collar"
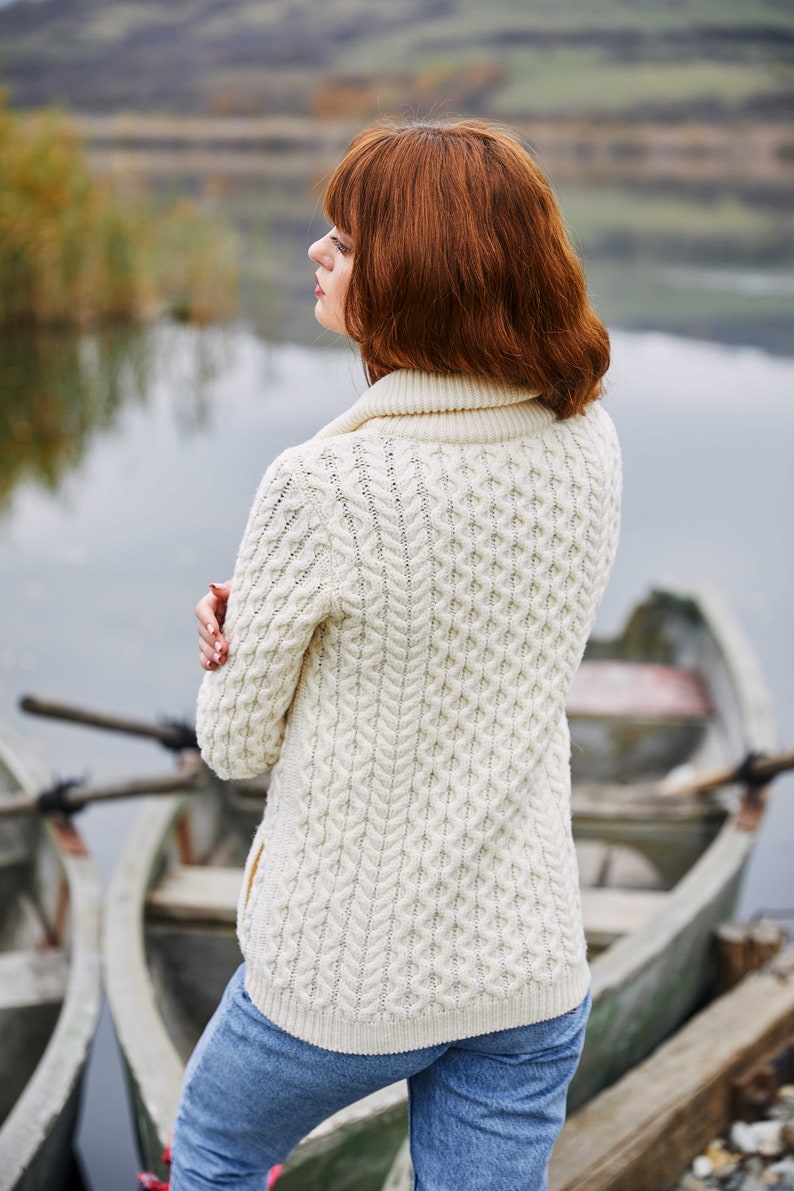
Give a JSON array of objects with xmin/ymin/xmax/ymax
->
[{"xmin": 314, "ymin": 370, "xmax": 554, "ymax": 444}]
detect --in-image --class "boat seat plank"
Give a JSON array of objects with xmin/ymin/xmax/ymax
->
[
  {"xmin": 0, "ymin": 948, "xmax": 68, "ymax": 1012},
  {"xmin": 571, "ymin": 781, "xmax": 725, "ymax": 822},
  {"xmin": 568, "ymin": 661, "xmax": 712, "ymax": 720},
  {"xmin": 147, "ymin": 866, "xmax": 241, "ymax": 924},
  {"xmin": 147, "ymin": 866, "xmax": 666, "ymax": 947},
  {"xmin": 580, "ymin": 888, "xmax": 667, "ymax": 949}
]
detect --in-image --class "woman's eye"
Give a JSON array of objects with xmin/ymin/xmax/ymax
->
[{"xmin": 330, "ymin": 235, "xmax": 351, "ymax": 256}]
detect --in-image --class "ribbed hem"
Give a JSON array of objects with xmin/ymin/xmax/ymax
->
[{"xmin": 243, "ymin": 961, "xmax": 591, "ymax": 1055}]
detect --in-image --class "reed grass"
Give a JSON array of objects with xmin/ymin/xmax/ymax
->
[{"xmin": 0, "ymin": 91, "xmax": 238, "ymax": 328}]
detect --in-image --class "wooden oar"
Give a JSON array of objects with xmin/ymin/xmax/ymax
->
[
  {"xmin": 660, "ymin": 748, "xmax": 794, "ymax": 797},
  {"xmin": 19, "ymin": 694, "xmax": 198, "ymax": 752},
  {"xmin": 0, "ymin": 767, "xmax": 207, "ymax": 818}
]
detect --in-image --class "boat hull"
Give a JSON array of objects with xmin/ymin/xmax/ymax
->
[{"xmin": 0, "ymin": 736, "xmax": 102, "ymax": 1191}]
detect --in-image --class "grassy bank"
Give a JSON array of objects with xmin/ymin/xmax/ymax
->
[{"xmin": 0, "ymin": 93, "xmax": 238, "ymax": 328}]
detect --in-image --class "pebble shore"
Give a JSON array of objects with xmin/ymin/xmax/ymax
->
[{"xmin": 672, "ymin": 1085, "xmax": 794, "ymax": 1190}]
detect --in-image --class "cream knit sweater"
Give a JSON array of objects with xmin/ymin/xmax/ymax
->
[{"xmin": 196, "ymin": 369, "xmax": 621, "ymax": 1054}]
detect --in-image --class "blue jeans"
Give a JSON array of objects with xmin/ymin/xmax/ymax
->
[{"xmin": 170, "ymin": 964, "xmax": 590, "ymax": 1190}]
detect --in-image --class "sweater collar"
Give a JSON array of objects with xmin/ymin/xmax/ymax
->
[{"xmin": 314, "ymin": 370, "xmax": 553, "ymax": 444}]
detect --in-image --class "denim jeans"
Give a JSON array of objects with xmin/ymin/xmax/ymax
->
[{"xmin": 170, "ymin": 964, "xmax": 590, "ymax": 1190}]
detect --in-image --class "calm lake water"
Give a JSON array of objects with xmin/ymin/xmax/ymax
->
[{"xmin": 1, "ymin": 319, "xmax": 793, "ymax": 1188}]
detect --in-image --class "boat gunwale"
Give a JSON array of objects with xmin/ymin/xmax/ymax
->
[
  {"xmin": 0, "ymin": 727, "xmax": 103, "ymax": 1190},
  {"xmin": 589, "ymin": 582, "xmax": 777, "ymax": 998},
  {"xmin": 103, "ymin": 792, "xmax": 189, "ymax": 1150}
]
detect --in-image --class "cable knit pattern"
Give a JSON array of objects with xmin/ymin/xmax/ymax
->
[{"xmin": 196, "ymin": 370, "xmax": 621, "ymax": 1054}]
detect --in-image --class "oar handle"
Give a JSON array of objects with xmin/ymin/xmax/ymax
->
[
  {"xmin": 19, "ymin": 695, "xmax": 198, "ymax": 752},
  {"xmin": 663, "ymin": 748, "xmax": 794, "ymax": 797},
  {"xmin": 0, "ymin": 768, "xmax": 207, "ymax": 818}
]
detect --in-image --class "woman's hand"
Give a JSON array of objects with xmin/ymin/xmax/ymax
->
[{"xmin": 196, "ymin": 581, "xmax": 232, "ymax": 671}]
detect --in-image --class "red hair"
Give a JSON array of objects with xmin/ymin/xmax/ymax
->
[{"xmin": 324, "ymin": 118, "xmax": 609, "ymax": 419}]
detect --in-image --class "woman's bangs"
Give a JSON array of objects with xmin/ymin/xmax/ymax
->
[{"xmin": 324, "ymin": 156, "xmax": 363, "ymax": 241}]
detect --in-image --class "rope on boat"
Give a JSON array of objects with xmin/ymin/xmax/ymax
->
[
  {"xmin": 36, "ymin": 776, "xmax": 86, "ymax": 815},
  {"xmin": 158, "ymin": 718, "xmax": 200, "ymax": 752},
  {"xmin": 733, "ymin": 750, "xmax": 773, "ymax": 788}
]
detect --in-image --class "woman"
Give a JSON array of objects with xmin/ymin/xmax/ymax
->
[{"xmin": 171, "ymin": 118, "xmax": 621, "ymax": 1190}]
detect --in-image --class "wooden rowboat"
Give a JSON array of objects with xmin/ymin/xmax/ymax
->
[
  {"xmin": 0, "ymin": 729, "xmax": 102, "ymax": 1191},
  {"xmin": 104, "ymin": 585, "xmax": 776, "ymax": 1190}
]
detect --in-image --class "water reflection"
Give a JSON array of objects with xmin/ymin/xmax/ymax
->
[{"xmin": 1, "ymin": 322, "xmax": 234, "ymax": 512}]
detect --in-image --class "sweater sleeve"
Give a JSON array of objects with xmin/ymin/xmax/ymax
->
[{"xmin": 196, "ymin": 454, "xmax": 335, "ymax": 780}]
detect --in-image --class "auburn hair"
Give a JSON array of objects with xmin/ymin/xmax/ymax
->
[{"xmin": 324, "ymin": 118, "xmax": 609, "ymax": 419}]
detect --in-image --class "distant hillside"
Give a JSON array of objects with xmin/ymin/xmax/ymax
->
[{"xmin": 1, "ymin": 0, "xmax": 792, "ymax": 123}]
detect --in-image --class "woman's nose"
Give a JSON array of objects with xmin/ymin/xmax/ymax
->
[{"xmin": 308, "ymin": 237, "xmax": 326, "ymax": 265}]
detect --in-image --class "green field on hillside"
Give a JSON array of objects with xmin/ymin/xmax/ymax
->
[
  {"xmin": 1, "ymin": 0, "xmax": 791, "ymax": 119},
  {"xmin": 1, "ymin": 0, "xmax": 791, "ymax": 353}
]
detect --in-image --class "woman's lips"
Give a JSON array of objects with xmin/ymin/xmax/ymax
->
[{"xmin": 314, "ymin": 276, "xmax": 325, "ymax": 298}]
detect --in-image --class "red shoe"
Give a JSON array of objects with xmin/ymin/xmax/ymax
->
[
  {"xmin": 137, "ymin": 1130, "xmax": 172, "ymax": 1189},
  {"xmin": 137, "ymin": 1175, "xmax": 168, "ymax": 1191},
  {"xmin": 267, "ymin": 1165, "xmax": 284, "ymax": 1188}
]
